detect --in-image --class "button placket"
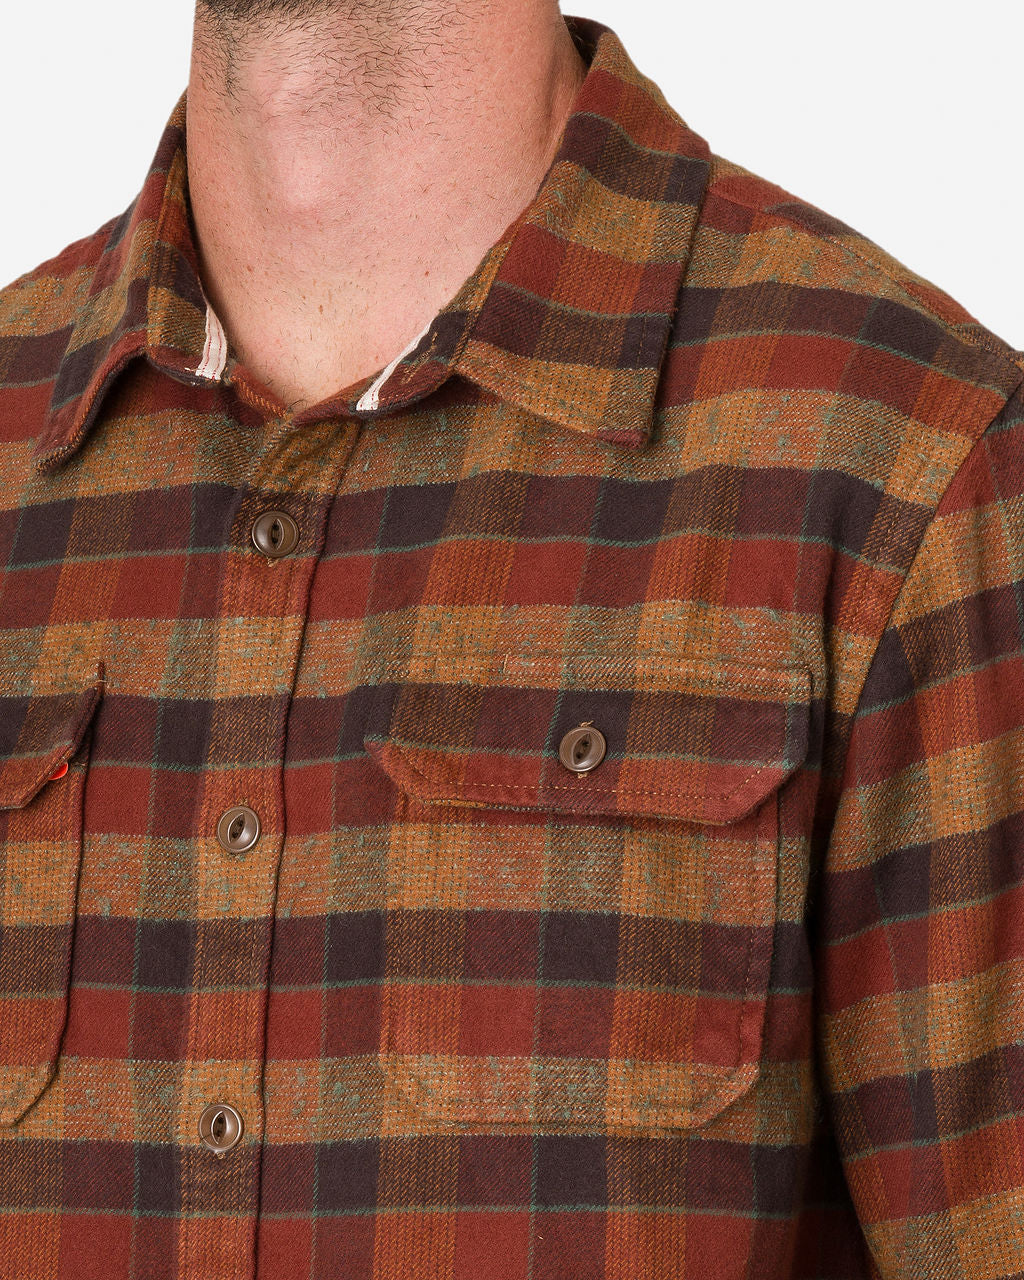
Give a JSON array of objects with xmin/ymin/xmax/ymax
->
[{"xmin": 178, "ymin": 414, "xmax": 361, "ymax": 1279}]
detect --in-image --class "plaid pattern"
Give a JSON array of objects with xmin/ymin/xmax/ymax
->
[{"xmin": 1, "ymin": 14, "xmax": 1023, "ymax": 1278}]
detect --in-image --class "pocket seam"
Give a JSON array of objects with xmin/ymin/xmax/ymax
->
[{"xmin": 385, "ymin": 791, "xmax": 781, "ymax": 1135}]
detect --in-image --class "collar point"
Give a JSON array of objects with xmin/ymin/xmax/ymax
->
[
  {"xmin": 32, "ymin": 418, "xmax": 80, "ymax": 474},
  {"xmin": 31, "ymin": 440, "xmax": 72, "ymax": 474}
]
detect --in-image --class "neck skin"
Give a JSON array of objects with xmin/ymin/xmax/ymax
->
[{"xmin": 186, "ymin": 2, "xmax": 586, "ymax": 413}]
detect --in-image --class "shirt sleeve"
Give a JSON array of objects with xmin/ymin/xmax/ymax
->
[{"xmin": 816, "ymin": 377, "xmax": 1024, "ymax": 1277}]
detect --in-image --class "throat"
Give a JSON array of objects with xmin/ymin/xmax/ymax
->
[{"xmin": 218, "ymin": 289, "xmax": 447, "ymax": 415}]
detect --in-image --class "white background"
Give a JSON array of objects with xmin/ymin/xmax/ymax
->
[{"xmin": 2, "ymin": 1, "xmax": 1020, "ymax": 347}]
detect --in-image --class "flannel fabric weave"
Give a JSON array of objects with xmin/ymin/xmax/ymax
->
[{"xmin": 1, "ymin": 14, "xmax": 1023, "ymax": 1280}]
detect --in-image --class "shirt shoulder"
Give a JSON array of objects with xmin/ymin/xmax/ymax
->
[
  {"xmin": 0, "ymin": 207, "xmax": 133, "ymax": 450},
  {"xmin": 1, "ymin": 207, "xmax": 128, "ymax": 334},
  {"xmin": 697, "ymin": 151, "xmax": 1021, "ymax": 372},
  {"xmin": 672, "ymin": 148, "xmax": 1022, "ymax": 518},
  {"xmin": 660, "ymin": 145, "xmax": 1023, "ymax": 707}
]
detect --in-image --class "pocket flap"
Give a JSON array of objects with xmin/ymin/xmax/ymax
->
[
  {"xmin": 0, "ymin": 665, "xmax": 104, "ymax": 1126},
  {"xmin": 0, "ymin": 674, "xmax": 105, "ymax": 811},
  {"xmin": 366, "ymin": 653, "xmax": 812, "ymax": 824}
]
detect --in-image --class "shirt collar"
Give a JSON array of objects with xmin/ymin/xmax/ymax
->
[{"xmin": 33, "ymin": 16, "xmax": 711, "ymax": 471}]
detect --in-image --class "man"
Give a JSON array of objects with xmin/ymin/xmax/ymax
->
[{"xmin": 0, "ymin": 2, "xmax": 1021, "ymax": 1277}]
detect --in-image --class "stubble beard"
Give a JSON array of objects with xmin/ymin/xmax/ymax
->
[
  {"xmin": 197, "ymin": 0, "xmax": 442, "ymax": 26},
  {"xmin": 193, "ymin": 0, "xmax": 472, "ymax": 120}
]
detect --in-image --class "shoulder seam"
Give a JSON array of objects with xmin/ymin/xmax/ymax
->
[{"xmin": 833, "ymin": 376, "xmax": 1023, "ymax": 798}]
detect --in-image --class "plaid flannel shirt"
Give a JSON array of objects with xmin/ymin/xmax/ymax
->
[{"xmin": 1, "ymin": 15, "xmax": 1023, "ymax": 1280}]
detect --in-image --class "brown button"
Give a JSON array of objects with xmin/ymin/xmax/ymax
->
[
  {"xmin": 198, "ymin": 1102, "xmax": 244, "ymax": 1157},
  {"xmin": 558, "ymin": 723, "xmax": 607, "ymax": 773},
  {"xmin": 216, "ymin": 805, "xmax": 261, "ymax": 855},
  {"xmin": 251, "ymin": 510, "xmax": 300, "ymax": 558}
]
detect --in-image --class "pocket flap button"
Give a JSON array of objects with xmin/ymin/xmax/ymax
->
[{"xmin": 558, "ymin": 723, "xmax": 607, "ymax": 774}]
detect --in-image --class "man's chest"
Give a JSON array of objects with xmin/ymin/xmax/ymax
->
[{"xmin": 0, "ymin": 368, "xmax": 821, "ymax": 1161}]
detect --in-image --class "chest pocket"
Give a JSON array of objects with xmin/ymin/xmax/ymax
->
[
  {"xmin": 364, "ymin": 650, "xmax": 811, "ymax": 1135},
  {"xmin": 0, "ymin": 668, "xmax": 103, "ymax": 1126}
]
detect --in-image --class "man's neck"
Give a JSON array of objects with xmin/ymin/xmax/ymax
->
[{"xmin": 186, "ymin": 2, "xmax": 586, "ymax": 412}]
